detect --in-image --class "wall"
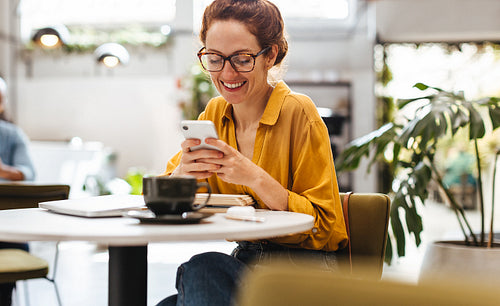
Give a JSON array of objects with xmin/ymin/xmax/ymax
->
[
  {"xmin": 376, "ymin": 0, "xmax": 500, "ymax": 43},
  {"xmin": 0, "ymin": 0, "xmax": 7, "ymax": 76}
]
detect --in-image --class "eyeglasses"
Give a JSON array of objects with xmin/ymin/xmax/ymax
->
[{"xmin": 197, "ymin": 47, "xmax": 271, "ymax": 72}]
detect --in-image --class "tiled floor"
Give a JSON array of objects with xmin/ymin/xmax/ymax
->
[{"xmin": 13, "ymin": 199, "xmax": 497, "ymax": 306}]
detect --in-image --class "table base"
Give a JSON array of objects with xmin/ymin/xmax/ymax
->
[{"xmin": 109, "ymin": 245, "xmax": 148, "ymax": 306}]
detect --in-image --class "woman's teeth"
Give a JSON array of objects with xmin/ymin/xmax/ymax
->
[{"xmin": 223, "ymin": 81, "xmax": 244, "ymax": 89}]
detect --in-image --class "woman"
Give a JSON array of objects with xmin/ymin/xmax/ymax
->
[{"xmin": 159, "ymin": 0, "xmax": 347, "ymax": 305}]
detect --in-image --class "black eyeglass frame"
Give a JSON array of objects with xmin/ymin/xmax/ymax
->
[{"xmin": 197, "ymin": 46, "xmax": 271, "ymax": 72}]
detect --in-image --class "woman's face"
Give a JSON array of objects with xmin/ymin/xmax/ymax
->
[{"xmin": 204, "ymin": 19, "xmax": 275, "ymax": 106}]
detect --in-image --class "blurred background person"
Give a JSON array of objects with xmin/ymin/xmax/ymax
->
[
  {"xmin": 0, "ymin": 77, "xmax": 35, "ymax": 182},
  {"xmin": 0, "ymin": 76, "xmax": 36, "ymax": 306}
]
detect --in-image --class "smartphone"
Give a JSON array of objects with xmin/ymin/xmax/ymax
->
[{"xmin": 180, "ymin": 120, "xmax": 221, "ymax": 151}]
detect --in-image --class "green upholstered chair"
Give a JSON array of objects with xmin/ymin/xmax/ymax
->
[
  {"xmin": 0, "ymin": 183, "xmax": 70, "ymax": 306},
  {"xmin": 337, "ymin": 192, "xmax": 391, "ymax": 280}
]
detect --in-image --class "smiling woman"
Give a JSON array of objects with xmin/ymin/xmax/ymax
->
[{"xmin": 158, "ymin": 0, "xmax": 348, "ymax": 305}]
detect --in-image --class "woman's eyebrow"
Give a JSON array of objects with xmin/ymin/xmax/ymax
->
[{"xmin": 205, "ymin": 48, "xmax": 253, "ymax": 55}]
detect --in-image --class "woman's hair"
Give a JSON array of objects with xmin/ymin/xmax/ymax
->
[{"xmin": 200, "ymin": 0, "xmax": 288, "ymax": 67}]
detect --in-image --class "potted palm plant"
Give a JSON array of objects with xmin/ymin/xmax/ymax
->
[{"xmin": 336, "ymin": 83, "xmax": 500, "ymax": 282}]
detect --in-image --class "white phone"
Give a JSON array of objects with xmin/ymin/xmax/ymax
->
[{"xmin": 180, "ymin": 120, "xmax": 221, "ymax": 151}]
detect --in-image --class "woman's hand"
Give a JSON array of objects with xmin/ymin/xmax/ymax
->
[
  {"xmin": 176, "ymin": 138, "xmax": 289, "ymax": 210},
  {"xmin": 172, "ymin": 138, "xmax": 223, "ymax": 179},
  {"xmin": 201, "ymin": 138, "xmax": 289, "ymax": 210},
  {"xmin": 198, "ymin": 138, "xmax": 262, "ymax": 187}
]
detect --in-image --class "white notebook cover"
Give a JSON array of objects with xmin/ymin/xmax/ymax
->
[{"xmin": 39, "ymin": 194, "xmax": 146, "ymax": 217}]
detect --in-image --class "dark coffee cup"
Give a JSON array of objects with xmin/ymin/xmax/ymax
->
[{"xmin": 142, "ymin": 175, "xmax": 211, "ymax": 215}]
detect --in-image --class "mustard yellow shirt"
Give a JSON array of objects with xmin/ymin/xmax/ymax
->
[{"xmin": 165, "ymin": 81, "xmax": 348, "ymax": 251}]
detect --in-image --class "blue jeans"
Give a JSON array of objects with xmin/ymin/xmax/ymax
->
[{"xmin": 156, "ymin": 241, "xmax": 338, "ymax": 306}]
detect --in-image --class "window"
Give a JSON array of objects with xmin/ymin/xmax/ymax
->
[
  {"xmin": 376, "ymin": 43, "xmax": 500, "ymax": 100},
  {"xmin": 19, "ymin": 0, "xmax": 176, "ymax": 42},
  {"xmin": 194, "ymin": 0, "xmax": 357, "ymax": 36},
  {"xmin": 272, "ymin": 0, "xmax": 350, "ymax": 20}
]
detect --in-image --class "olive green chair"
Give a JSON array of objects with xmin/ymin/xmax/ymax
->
[
  {"xmin": 0, "ymin": 183, "xmax": 70, "ymax": 306},
  {"xmin": 236, "ymin": 263, "xmax": 498, "ymax": 306},
  {"xmin": 337, "ymin": 192, "xmax": 391, "ymax": 280}
]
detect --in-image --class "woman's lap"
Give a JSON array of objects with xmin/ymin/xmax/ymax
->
[
  {"xmin": 156, "ymin": 243, "xmax": 338, "ymax": 306},
  {"xmin": 156, "ymin": 252, "xmax": 247, "ymax": 306}
]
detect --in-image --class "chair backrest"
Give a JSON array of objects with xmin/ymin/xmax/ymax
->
[
  {"xmin": 338, "ymin": 192, "xmax": 390, "ymax": 279},
  {"xmin": 0, "ymin": 183, "xmax": 70, "ymax": 210}
]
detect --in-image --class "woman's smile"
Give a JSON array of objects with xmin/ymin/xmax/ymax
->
[{"xmin": 221, "ymin": 80, "xmax": 247, "ymax": 90}]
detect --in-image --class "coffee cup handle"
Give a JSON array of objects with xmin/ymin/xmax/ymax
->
[{"xmin": 192, "ymin": 182, "xmax": 211, "ymax": 210}]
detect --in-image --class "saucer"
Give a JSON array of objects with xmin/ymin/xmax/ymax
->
[{"xmin": 124, "ymin": 209, "xmax": 213, "ymax": 224}]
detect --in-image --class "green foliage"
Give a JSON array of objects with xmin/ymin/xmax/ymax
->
[
  {"xmin": 124, "ymin": 168, "xmax": 147, "ymax": 195},
  {"xmin": 336, "ymin": 83, "xmax": 500, "ymax": 263},
  {"xmin": 179, "ymin": 65, "xmax": 217, "ymax": 120}
]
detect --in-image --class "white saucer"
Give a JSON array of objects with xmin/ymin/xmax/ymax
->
[{"xmin": 124, "ymin": 210, "xmax": 213, "ymax": 224}]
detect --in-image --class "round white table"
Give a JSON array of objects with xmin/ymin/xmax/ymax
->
[{"xmin": 0, "ymin": 208, "xmax": 314, "ymax": 306}]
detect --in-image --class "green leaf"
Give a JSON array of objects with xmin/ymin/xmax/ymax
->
[
  {"xmin": 403, "ymin": 196, "xmax": 423, "ymax": 246},
  {"xmin": 414, "ymin": 83, "xmax": 429, "ymax": 91},
  {"xmin": 466, "ymin": 103, "xmax": 486, "ymax": 139},
  {"xmin": 397, "ymin": 95, "xmax": 432, "ymax": 109},
  {"xmin": 449, "ymin": 106, "xmax": 469, "ymax": 134},
  {"xmin": 413, "ymin": 83, "xmax": 444, "ymax": 92},
  {"xmin": 399, "ymin": 109, "xmax": 440, "ymax": 150},
  {"xmin": 384, "ymin": 234, "xmax": 393, "ymax": 264},
  {"xmin": 390, "ymin": 204, "xmax": 406, "ymax": 257},
  {"xmin": 336, "ymin": 123, "xmax": 396, "ymax": 172},
  {"xmin": 489, "ymin": 105, "xmax": 500, "ymax": 130},
  {"xmin": 335, "ymin": 142, "xmax": 370, "ymax": 172}
]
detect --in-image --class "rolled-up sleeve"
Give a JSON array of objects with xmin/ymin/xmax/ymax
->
[{"xmin": 268, "ymin": 119, "xmax": 347, "ymax": 251}]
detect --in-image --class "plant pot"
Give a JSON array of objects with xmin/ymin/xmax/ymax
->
[{"xmin": 419, "ymin": 240, "xmax": 500, "ymax": 288}]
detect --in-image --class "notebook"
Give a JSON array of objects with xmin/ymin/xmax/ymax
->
[
  {"xmin": 194, "ymin": 193, "xmax": 254, "ymax": 207},
  {"xmin": 39, "ymin": 194, "xmax": 146, "ymax": 217}
]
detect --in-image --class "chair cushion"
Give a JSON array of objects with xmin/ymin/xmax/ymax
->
[{"xmin": 0, "ymin": 249, "xmax": 49, "ymax": 283}]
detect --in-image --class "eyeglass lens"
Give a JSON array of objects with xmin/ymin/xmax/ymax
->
[{"xmin": 199, "ymin": 54, "xmax": 254, "ymax": 72}]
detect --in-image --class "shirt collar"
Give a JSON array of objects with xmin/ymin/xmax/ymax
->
[{"xmin": 260, "ymin": 81, "xmax": 289, "ymax": 126}]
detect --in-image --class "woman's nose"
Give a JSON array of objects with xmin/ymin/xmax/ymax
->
[{"xmin": 220, "ymin": 60, "xmax": 239, "ymax": 76}]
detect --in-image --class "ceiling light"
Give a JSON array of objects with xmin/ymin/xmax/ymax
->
[
  {"xmin": 31, "ymin": 25, "xmax": 69, "ymax": 49},
  {"xmin": 94, "ymin": 43, "xmax": 130, "ymax": 68}
]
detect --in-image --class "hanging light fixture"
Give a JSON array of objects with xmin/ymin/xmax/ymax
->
[
  {"xmin": 94, "ymin": 43, "xmax": 130, "ymax": 68},
  {"xmin": 31, "ymin": 25, "xmax": 69, "ymax": 49}
]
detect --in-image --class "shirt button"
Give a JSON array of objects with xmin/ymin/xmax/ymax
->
[{"xmin": 312, "ymin": 228, "xmax": 318, "ymax": 233}]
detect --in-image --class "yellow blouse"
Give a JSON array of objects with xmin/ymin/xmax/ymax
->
[{"xmin": 165, "ymin": 81, "xmax": 348, "ymax": 251}]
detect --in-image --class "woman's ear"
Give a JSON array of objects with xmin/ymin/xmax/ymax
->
[{"xmin": 266, "ymin": 45, "xmax": 279, "ymax": 70}]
